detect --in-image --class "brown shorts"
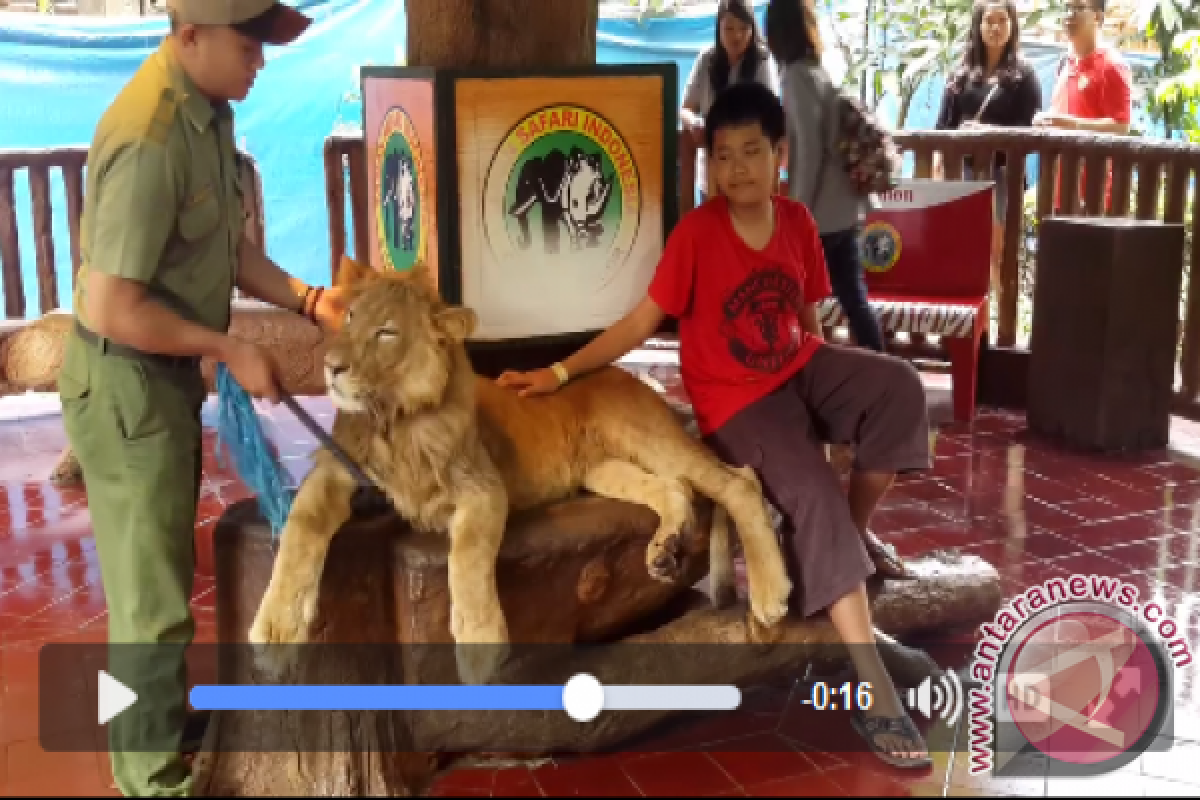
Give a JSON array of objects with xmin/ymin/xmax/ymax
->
[{"xmin": 705, "ymin": 343, "xmax": 931, "ymax": 617}]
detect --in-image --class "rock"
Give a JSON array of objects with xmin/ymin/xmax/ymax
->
[
  {"xmin": 1, "ymin": 305, "xmax": 330, "ymax": 489},
  {"xmin": 0, "ymin": 304, "xmax": 329, "ymax": 397},
  {"xmin": 0, "ymin": 312, "xmax": 72, "ymax": 391}
]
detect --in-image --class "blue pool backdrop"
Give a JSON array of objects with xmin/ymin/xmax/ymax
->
[{"xmin": 0, "ymin": 0, "xmax": 1159, "ymax": 318}]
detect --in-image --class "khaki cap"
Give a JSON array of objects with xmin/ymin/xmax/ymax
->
[{"xmin": 166, "ymin": 0, "xmax": 312, "ymax": 46}]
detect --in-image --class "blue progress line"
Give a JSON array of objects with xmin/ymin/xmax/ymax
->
[{"xmin": 189, "ymin": 684, "xmax": 566, "ymax": 712}]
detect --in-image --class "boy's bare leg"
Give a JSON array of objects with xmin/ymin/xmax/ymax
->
[
  {"xmin": 829, "ymin": 584, "xmax": 929, "ymax": 763},
  {"xmin": 848, "ymin": 470, "xmax": 916, "ymax": 580}
]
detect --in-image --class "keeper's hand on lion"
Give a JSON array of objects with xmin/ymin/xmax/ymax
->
[
  {"xmin": 311, "ymin": 285, "xmax": 350, "ymax": 333},
  {"xmin": 495, "ymin": 368, "xmax": 562, "ymax": 397}
]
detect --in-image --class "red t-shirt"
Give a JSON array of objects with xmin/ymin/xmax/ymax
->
[
  {"xmin": 1051, "ymin": 46, "xmax": 1132, "ymax": 211},
  {"xmin": 647, "ymin": 196, "xmax": 832, "ymax": 436},
  {"xmin": 1051, "ymin": 46, "xmax": 1132, "ymax": 124}
]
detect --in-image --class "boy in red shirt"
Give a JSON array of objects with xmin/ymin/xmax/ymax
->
[{"xmin": 498, "ymin": 83, "xmax": 933, "ymax": 769}]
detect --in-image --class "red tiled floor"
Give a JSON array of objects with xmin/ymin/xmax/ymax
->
[{"xmin": 4, "ymin": 364, "xmax": 1200, "ymax": 796}]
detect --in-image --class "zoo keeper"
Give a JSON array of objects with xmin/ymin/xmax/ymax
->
[{"xmin": 57, "ymin": 0, "xmax": 346, "ymax": 795}]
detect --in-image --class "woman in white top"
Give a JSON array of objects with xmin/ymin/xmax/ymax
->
[{"xmin": 679, "ymin": 0, "xmax": 780, "ymax": 211}]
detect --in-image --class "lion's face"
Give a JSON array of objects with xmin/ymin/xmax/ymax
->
[{"xmin": 323, "ymin": 268, "xmax": 477, "ymax": 417}]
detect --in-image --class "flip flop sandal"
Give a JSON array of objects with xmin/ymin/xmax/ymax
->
[
  {"xmin": 865, "ymin": 532, "xmax": 919, "ymax": 581},
  {"xmin": 850, "ymin": 709, "xmax": 933, "ymax": 770}
]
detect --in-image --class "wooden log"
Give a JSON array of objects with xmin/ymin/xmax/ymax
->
[
  {"xmin": 323, "ymin": 141, "xmax": 348, "ymax": 283},
  {"xmin": 0, "ymin": 166, "xmax": 21, "ymax": 319},
  {"xmin": 192, "ymin": 499, "xmax": 1002, "ymax": 796},
  {"xmin": 61, "ymin": 156, "xmax": 84, "ymax": 283},
  {"xmin": 345, "ymin": 144, "xmax": 370, "ymax": 267},
  {"xmin": 28, "ymin": 164, "xmax": 57, "ymax": 314},
  {"xmin": 1028, "ymin": 217, "xmax": 1188, "ymax": 451},
  {"xmin": 405, "ymin": 0, "xmax": 597, "ymax": 69}
]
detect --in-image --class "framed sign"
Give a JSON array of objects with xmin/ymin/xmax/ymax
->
[
  {"xmin": 362, "ymin": 68, "xmax": 441, "ymax": 285},
  {"xmin": 361, "ymin": 64, "xmax": 678, "ymax": 341}
]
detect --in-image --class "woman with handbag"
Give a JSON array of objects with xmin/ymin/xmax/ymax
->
[{"xmin": 765, "ymin": 0, "xmax": 885, "ymax": 354}]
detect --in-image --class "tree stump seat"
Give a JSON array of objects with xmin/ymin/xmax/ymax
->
[{"xmin": 192, "ymin": 496, "xmax": 1004, "ymax": 796}]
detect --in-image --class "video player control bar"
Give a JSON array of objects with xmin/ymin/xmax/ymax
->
[{"xmin": 188, "ymin": 674, "xmax": 741, "ymax": 721}]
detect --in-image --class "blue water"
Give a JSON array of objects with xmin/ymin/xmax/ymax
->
[{"xmin": 0, "ymin": 0, "xmax": 1161, "ymax": 318}]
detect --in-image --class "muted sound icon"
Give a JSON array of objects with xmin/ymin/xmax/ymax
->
[{"xmin": 905, "ymin": 670, "xmax": 964, "ymax": 726}]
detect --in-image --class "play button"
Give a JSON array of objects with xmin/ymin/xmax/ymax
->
[{"xmin": 97, "ymin": 671, "xmax": 138, "ymax": 726}]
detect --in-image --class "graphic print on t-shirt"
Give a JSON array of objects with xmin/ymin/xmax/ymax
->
[{"xmin": 719, "ymin": 265, "xmax": 803, "ymax": 373}]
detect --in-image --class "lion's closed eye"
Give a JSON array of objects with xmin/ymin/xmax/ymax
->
[{"xmin": 375, "ymin": 328, "xmax": 399, "ymax": 341}]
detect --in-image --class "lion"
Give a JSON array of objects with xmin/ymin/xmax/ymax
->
[{"xmin": 248, "ymin": 257, "xmax": 792, "ymax": 685}]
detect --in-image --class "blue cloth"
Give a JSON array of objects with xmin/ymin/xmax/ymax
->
[{"xmin": 0, "ymin": 1, "xmax": 1158, "ymax": 318}]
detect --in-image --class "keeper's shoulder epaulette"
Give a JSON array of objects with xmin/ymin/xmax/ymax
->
[{"xmin": 103, "ymin": 76, "xmax": 180, "ymax": 148}]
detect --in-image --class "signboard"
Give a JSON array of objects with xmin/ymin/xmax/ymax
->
[
  {"xmin": 861, "ymin": 180, "xmax": 994, "ymax": 300},
  {"xmin": 361, "ymin": 65, "xmax": 678, "ymax": 342},
  {"xmin": 362, "ymin": 72, "xmax": 439, "ymax": 282}
]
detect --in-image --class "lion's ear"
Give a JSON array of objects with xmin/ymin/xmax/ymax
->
[
  {"xmin": 334, "ymin": 255, "xmax": 374, "ymax": 289},
  {"xmin": 407, "ymin": 261, "xmax": 437, "ymax": 290},
  {"xmin": 433, "ymin": 306, "xmax": 477, "ymax": 342}
]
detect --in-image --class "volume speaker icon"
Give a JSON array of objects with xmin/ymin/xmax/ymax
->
[{"xmin": 905, "ymin": 670, "xmax": 964, "ymax": 726}]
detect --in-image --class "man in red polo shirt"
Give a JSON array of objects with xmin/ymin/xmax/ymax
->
[{"xmin": 1034, "ymin": 0, "xmax": 1132, "ymax": 210}]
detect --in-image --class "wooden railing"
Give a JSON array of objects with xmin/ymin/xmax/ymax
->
[
  {"xmin": 0, "ymin": 148, "xmax": 86, "ymax": 319},
  {"xmin": 892, "ymin": 129, "xmax": 1200, "ymax": 399},
  {"xmin": 6, "ymin": 128, "xmax": 1199, "ymax": 415},
  {"xmin": 0, "ymin": 145, "xmax": 267, "ymax": 323}
]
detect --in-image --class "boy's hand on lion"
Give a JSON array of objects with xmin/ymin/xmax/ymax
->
[{"xmin": 495, "ymin": 368, "xmax": 561, "ymax": 397}]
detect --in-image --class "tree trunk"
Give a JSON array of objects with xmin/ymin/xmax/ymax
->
[{"xmin": 405, "ymin": 0, "xmax": 598, "ymax": 69}]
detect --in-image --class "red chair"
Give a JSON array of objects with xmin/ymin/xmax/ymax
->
[{"xmin": 782, "ymin": 179, "xmax": 994, "ymax": 423}]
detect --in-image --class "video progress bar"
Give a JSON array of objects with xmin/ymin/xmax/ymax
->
[{"xmin": 189, "ymin": 676, "xmax": 741, "ymax": 721}]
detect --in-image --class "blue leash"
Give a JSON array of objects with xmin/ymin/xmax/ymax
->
[
  {"xmin": 213, "ymin": 364, "xmax": 389, "ymax": 539},
  {"xmin": 213, "ymin": 363, "xmax": 296, "ymax": 538}
]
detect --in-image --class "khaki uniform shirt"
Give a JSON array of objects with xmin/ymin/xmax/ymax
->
[{"xmin": 75, "ymin": 41, "xmax": 244, "ymax": 335}]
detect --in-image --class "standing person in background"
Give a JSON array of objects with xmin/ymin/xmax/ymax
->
[
  {"xmin": 1035, "ymin": 0, "xmax": 1131, "ymax": 135},
  {"xmin": 765, "ymin": 0, "xmax": 884, "ymax": 354},
  {"xmin": 934, "ymin": 0, "xmax": 1042, "ymax": 290},
  {"xmin": 1033, "ymin": 0, "xmax": 1132, "ymax": 211},
  {"xmin": 679, "ymin": 0, "xmax": 780, "ymax": 212}
]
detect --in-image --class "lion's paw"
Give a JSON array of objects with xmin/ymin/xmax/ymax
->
[
  {"xmin": 247, "ymin": 604, "xmax": 309, "ymax": 681},
  {"xmin": 646, "ymin": 532, "xmax": 685, "ymax": 583},
  {"xmin": 455, "ymin": 640, "xmax": 511, "ymax": 686},
  {"xmin": 451, "ymin": 609, "xmax": 510, "ymax": 685},
  {"xmin": 49, "ymin": 448, "xmax": 84, "ymax": 488},
  {"xmin": 747, "ymin": 565, "xmax": 791, "ymax": 630}
]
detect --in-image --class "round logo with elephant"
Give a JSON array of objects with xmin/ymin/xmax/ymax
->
[
  {"xmin": 374, "ymin": 107, "xmax": 429, "ymax": 272},
  {"xmin": 483, "ymin": 104, "xmax": 641, "ymax": 274},
  {"xmin": 859, "ymin": 220, "xmax": 901, "ymax": 273}
]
